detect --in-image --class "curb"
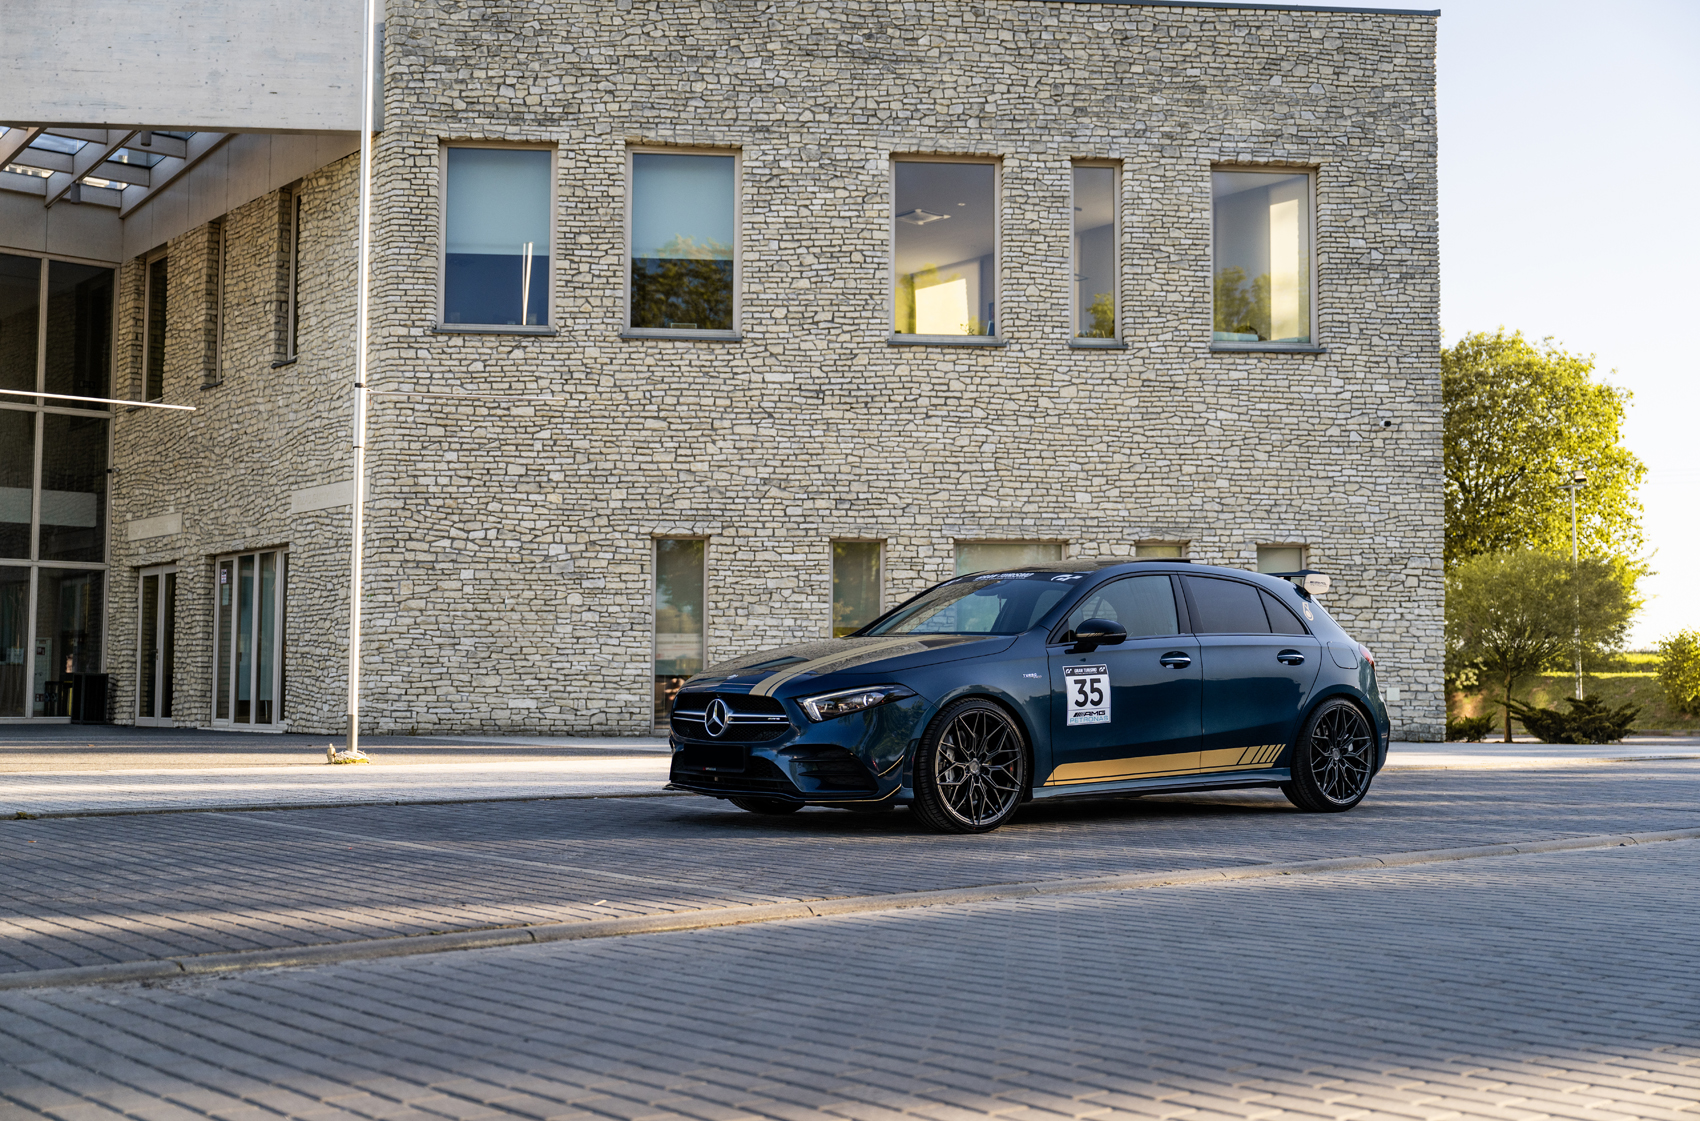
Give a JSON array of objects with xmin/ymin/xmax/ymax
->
[
  {"xmin": 1385, "ymin": 753, "xmax": 1700, "ymax": 770},
  {"xmin": 3, "ymin": 825, "xmax": 1696, "ymax": 993},
  {"xmin": 5, "ymin": 789, "xmax": 690, "ymax": 821}
]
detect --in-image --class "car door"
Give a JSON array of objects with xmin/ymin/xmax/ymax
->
[
  {"xmin": 1181, "ymin": 575, "xmax": 1322, "ymax": 772},
  {"xmin": 1043, "ymin": 574, "xmax": 1201, "ymax": 789}
]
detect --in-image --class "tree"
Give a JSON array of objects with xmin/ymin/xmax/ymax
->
[
  {"xmin": 1443, "ymin": 329, "xmax": 1646, "ymax": 568},
  {"xmin": 1657, "ymin": 630, "xmax": 1700, "ymax": 716},
  {"xmin": 1445, "ymin": 550, "xmax": 1638, "ymax": 742}
]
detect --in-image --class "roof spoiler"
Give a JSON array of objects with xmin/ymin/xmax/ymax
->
[{"xmin": 1269, "ymin": 569, "xmax": 1331, "ymax": 597}]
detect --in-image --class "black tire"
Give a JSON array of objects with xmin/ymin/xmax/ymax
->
[
  {"xmin": 911, "ymin": 698, "xmax": 1030, "ymax": 834},
  {"xmin": 727, "ymin": 796, "xmax": 803, "ymax": 815},
  {"xmin": 1282, "ymin": 698, "xmax": 1376, "ymax": 812}
]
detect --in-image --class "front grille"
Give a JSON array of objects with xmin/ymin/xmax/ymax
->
[{"xmin": 671, "ymin": 693, "xmax": 793, "ymax": 743}]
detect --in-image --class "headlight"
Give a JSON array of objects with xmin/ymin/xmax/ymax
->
[{"xmin": 798, "ymin": 684, "xmax": 917, "ymax": 723}]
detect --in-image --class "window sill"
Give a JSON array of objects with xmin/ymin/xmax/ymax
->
[
  {"xmin": 1069, "ymin": 338, "xmax": 1127, "ymax": 350},
  {"xmin": 886, "ymin": 334, "xmax": 1009, "ymax": 347},
  {"xmin": 200, "ymin": 379, "xmax": 224, "ymax": 390},
  {"xmin": 1209, "ymin": 343, "xmax": 1326, "ymax": 355},
  {"xmin": 270, "ymin": 357, "xmax": 298, "ymax": 369},
  {"xmin": 620, "ymin": 329, "xmax": 744, "ymax": 342},
  {"xmin": 433, "ymin": 324, "xmax": 558, "ymax": 336}
]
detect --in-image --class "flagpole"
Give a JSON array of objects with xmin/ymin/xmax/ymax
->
[{"xmin": 347, "ymin": 0, "xmax": 378, "ymax": 754}]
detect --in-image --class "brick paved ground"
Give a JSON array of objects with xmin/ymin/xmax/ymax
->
[
  {"xmin": 2, "ymin": 763, "xmax": 1697, "ymax": 976},
  {"xmin": 2, "ymin": 838, "xmax": 1696, "ymax": 1120}
]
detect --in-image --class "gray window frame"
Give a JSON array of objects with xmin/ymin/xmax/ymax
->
[
  {"xmin": 888, "ymin": 154, "xmax": 1007, "ymax": 348},
  {"xmin": 1208, "ymin": 164, "xmax": 1322, "ymax": 355},
  {"xmin": 622, "ymin": 145, "xmax": 743, "ymax": 342},
  {"xmin": 435, "ymin": 140, "xmax": 560, "ymax": 336}
]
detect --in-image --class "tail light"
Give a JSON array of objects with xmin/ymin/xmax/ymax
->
[{"xmin": 1358, "ymin": 644, "xmax": 1376, "ymax": 667}]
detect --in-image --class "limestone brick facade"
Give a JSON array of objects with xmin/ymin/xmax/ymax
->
[{"xmin": 100, "ymin": 0, "xmax": 1443, "ymax": 740}]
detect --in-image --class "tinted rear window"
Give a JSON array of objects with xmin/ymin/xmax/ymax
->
[
  {"xmin": 1184, "ymin": 576, "xmax": 1270, "ymax": 634},
  {"xmin": 1261, "ymin": 589, "xmax": 1309, "ymax": 635}
]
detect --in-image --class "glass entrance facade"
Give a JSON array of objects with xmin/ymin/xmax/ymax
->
[
  {"xmin": 0, "ymin": 253, "xmax": 112, "ymax": 721},
  {"xmin": 213, "ymin": 549, "xmax": 287, "ymax": 727}
]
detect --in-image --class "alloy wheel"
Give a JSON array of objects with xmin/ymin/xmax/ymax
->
[
  {"xmin": 933, "ymin": 708, "xmax": 1026, "ymax": 827},
  {"xmin": 1307, "ymin": 702, "xmax": 1373, "ymax": 804}
]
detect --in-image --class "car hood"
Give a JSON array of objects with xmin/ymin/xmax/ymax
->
[{"xmin": 686, "ymin": 634, "xmax": 1015, "ymax": 697}]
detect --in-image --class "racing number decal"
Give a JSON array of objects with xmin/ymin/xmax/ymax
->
[{"xmin": 1064, "ymin": 664, "xmax": 1110, "ymax": 727}]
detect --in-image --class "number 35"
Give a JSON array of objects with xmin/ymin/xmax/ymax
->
[{"xmin": 1073, "ymin": 678, "xmax": 1103, "ymax": 706}]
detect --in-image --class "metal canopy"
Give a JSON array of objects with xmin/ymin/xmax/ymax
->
[{"xmin": 0, "ymin": 126, "xmax": 231, "ymax": 214}]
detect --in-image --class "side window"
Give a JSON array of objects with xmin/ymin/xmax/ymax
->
[
  {"xmin": 442, "ymin": 146, "xmax": 551, "ymax": 328},
  {"xmin": 1057, "ymin": 575, "xmax": 1179, "ymax": 643},
  {"xmin": 1261, "ymin": 589, "xmax": 1309, "ymax": 635},
  {"xmin": 1183, "ymin": 576, "xmax": 1270, "ymax": 635}
]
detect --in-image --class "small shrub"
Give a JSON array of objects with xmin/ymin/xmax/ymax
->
[
  {"xmin": 1506, "ymin": 695, "xmax": 1640, "ymax": 744},
  {"xmin": 1657, "ymin": 630, "xmax": 1700, "ymax": 716},
  {"xmin": 1445, "ymin": 714, "xmax": 1496, "ymax": 742}
]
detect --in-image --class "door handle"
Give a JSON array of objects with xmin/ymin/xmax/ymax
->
[
  {"xmin": 1276, "ymin": 649, "xmax": 1305, "ymax": 666},
  {"xmin": 1159, "ymin": 652, "xmax": 1192, "ymax": 669}
]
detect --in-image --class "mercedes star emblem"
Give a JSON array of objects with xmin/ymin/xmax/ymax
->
[{"xmin": 703, "ymin": 698, "xmax": 732, "ymax": 738}]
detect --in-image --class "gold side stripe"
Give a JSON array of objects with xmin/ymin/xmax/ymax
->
[{"xmin": 1045, "ymin": 744, "xmax": 1288, "ymax": 788}]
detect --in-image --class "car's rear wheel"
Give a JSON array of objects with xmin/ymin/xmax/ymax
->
[
  {"xmin": 1282, "ymin": 698, "xmax": 1376, "ymax": 812},
  {"xmin": 727, "ymin": 796, "xmax": 803, "ymax": 815},
  {"xmin": 912, "ymin": 698, "xmax": 1029, "ymax": 834}
]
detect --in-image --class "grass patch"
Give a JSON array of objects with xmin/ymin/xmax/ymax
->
[{"xmin": 1450, "ymin": 653, "xmax": 1699, "ymax": 736}]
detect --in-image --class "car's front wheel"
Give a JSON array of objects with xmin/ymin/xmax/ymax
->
[
  {"xmin": 1282, "ymin": 698, "xmax": 1376, "ymax": 812},
  {"xmin": 912, "ymin": 698, "xmax": 1029, "ymax": 834},
  {"xmin": 727, "ymin": 796, "xmax": 803, "ymax": 815}
]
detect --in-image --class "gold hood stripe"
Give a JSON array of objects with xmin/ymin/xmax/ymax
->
[{"xmin": 748, "ymin": 637, "xmax": 928, "ymax": 697}]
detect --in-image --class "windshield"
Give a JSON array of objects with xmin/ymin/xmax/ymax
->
[{"xmin": 864, "ymin": 571, "xmax": 1088, "ymax": 636}]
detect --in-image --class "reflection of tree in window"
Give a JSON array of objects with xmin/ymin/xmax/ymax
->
[
  {"xmin": 1211, "ymin": 170, "xmax": 1310, "ymax": 344},
  {"xmin": 1213, "ymin": 266, "xmax": 1272, "ymax": 340},
  {"xmin": 631, "ymin": 235, "xmax": 732, "ymax": 330}
]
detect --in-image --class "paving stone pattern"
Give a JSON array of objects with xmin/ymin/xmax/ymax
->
[
  {"xmin": 3, "ymin": 840, "xmax": 1697, "ymax": 1120},
  {"xmin": 2, "ymin": 765, "xmax": 1697, "ymax": 976}
]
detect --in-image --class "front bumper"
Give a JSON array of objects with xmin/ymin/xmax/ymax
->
[{"xmin": 667, "ymin": 688, "xmax": 927, "ymax": 804}]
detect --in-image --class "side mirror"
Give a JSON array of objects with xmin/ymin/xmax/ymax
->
[{"xmin": 1071, "ymin": 618, "xmax": 1127, "ymax": 653}]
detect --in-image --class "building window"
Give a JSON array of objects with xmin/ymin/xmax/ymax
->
[
  {"xmin": 832, "ymin": 541, "xmax": 883, "ymax": 637},
  {"xmin": 628, "ymin": 150, "xmax": 737, "ymax": 334},
  {"xmin": 0, "ymin": 409, "xmax": 32, "ymax": 560},
  {"xmin": 45, "ymin": 260, "xmax": 113, "ymax": 406},
  {"xmin": 143, "ymin": 253, "xmax": 168, "ymax": 400},
  {"xmin": 1256, "ymin": 545, "xmax": 1306, "ymax": 574},
  {"xmin": 31, "ymin": 568, "xmax": 102, "ymax": 718},
  {"xmin": 137, "ymin": 565, "xmax": 176, "ymax": 726},
  {"xmin": 955, "ymin": 541, "xmax": 1062, "ymax": 576},
  {"xmin": 1212, "ymin": 169, "xmax": 1313, "ymax": 346},
  {"xmin": 208, "ymin": 220, "xmax": 226, "ymax": 387},
  {"xmin": 442, "ymin": 146, "xmax": 551, "ymax": 328},
  {"xmin": 0, "ymin": 566, "xmax": 26, "ymax": 717},
  {"xmin": 1135, "ymin": 542, "xmax": 1186, "ymax": 559},
  {"xmin": 893, "ymin": 159, "xmax": 998, "ymax": 337},
  {"xmin": 214, "ymin": 548, "xmax": 287, "ymax": 727},
  {"xmin": 286, "ymin": 191, "xmax": 302, "ymax": 359},
  {"xmin": 0, "ymin": 254, "xmax": 40, "ymax": 396},
  {"xmin": 1072, "ymin": 164, "xmax": 1117, "ymax": 339},
  {"xmin": 38, "ymin": 413, "xmax": 107, "ymax": 563},
  {"xmin": 654, "ymin": 538, "xmax": 706, "ymax": 724}
]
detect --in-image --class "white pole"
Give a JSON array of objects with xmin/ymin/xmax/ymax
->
[
  {"xmin": 1571, "ymin": 479, "xmax": 1582, "ymax": 701},
  {"xmin": 347, "ymin": 0, "xmax": 378, "ymax": 753}
]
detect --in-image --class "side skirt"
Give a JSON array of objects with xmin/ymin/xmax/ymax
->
[{"xmin": 1028, "ymin": 767, "xmax": 1291, "ymax": 801}]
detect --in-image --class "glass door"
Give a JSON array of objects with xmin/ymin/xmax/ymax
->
[
  {"xmin": 213, "ymin": 549, "xmax": 286, "ymax": 728},
  {"xmin": 136, "ymin": 565, "xmax": 176, "ymax": 726}
]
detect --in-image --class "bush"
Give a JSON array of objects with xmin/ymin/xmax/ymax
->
[
  {"xmin": 1657, "ymin": 630, "xmax": 1700, "ymax": 716},
  {"xmin": 1445, "ymin": 714, "xmax": 1497, "ymax": 742},
  {"xmin": 1505, "ymin": 695, "xmax": 1640, "ymax": 744}
]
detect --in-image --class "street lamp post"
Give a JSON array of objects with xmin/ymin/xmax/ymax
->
[{"xmin": 1564, "ymin": 470, "xmax": 1587, "ymax": 701}]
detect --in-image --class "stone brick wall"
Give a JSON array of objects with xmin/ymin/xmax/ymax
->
[{"xmin": 108, "ymin": 0, "xmax": 1443, "ymax": 741}]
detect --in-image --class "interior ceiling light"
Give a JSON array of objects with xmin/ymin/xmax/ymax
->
[{"xmin": 896, "ymin": 208, "xmax": 948, "ymax": 225}]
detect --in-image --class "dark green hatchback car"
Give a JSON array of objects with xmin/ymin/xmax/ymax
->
[{"xmin": 668, "ymin": 560, "xmax": 1390, "ymax": 833}]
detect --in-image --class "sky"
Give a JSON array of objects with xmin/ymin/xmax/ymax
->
[{"xmin": 1386, "ymin": 0, "xmax": 1700, "ymax": 647}]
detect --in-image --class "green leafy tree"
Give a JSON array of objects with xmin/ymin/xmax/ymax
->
[
  {"xmin": 630, "ymin": 235, "xmax": 733, "ymax": 330},
  {"xmin": 1445, "ymin": 550, "xmax": 1638, "ymax": 742},
  {"xmin": 1443, "ymin": 329, "xmax": 1646, "ymax": 568},
  {"xmin": 1657, "ymin": 630, "xmax": 1700, "ymax": 715}
]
